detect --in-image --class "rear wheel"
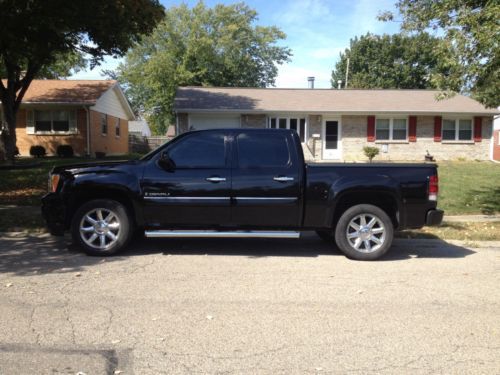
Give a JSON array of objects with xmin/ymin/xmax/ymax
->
[
  {"xmin": 71, "ymin": 199, "xmax": 132, "ymax": 256},
  {"xmin": 335, "ymin": 204, "xmax": 393, "ymax": 261}
]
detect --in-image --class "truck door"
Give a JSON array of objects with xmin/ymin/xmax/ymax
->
[
  {"xmin": 231, "ymin": 130, "xmax": 301, "ymax": 227},
  {"xmin": 141, "ymin": 131, "xmax": 231, "ymax": 227}
]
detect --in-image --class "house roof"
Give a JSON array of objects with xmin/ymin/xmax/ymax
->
[
  {"xmin": 15, "ymin": 79, "xmax": 117, "ymax": 104},
  {"xmin": 175, "ymin": 87, "xmax": 498, "ymax": 115}
]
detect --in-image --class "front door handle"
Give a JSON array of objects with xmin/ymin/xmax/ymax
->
[
  {"xmin": 206, "ymin": 176, "xmax": 226, "ymax": 183},
  {"xmin": 273, "ymin": 176, "xmax": 294, "ymax": 182}
]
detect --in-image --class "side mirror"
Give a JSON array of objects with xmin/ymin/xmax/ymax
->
[{"xmin": 158, "ymin": 151, "xmax": 176, "ymax": 172}]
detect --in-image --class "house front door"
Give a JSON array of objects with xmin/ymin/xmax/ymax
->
[{"xmin": 322, "ymin": 118, "xmax": 342, "ymax": 160}]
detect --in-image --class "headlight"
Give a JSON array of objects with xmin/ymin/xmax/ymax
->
[{"xmin": 49, "ymin": 174, "xmax": 61, "ymax": 192}]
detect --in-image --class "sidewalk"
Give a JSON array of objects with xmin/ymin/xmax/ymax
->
[{"xmin": 443, "ymin": 214, "xmax": 500, "ymax": 222}]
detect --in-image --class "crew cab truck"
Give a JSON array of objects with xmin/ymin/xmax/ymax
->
[{"xmin": 42, "ymin": 129, "xmax": 443, "ymax": 260}]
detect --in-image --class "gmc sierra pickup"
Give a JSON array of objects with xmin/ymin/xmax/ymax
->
[{"xmin": 42, "ymin": 128, "xmax": 443, "ymax": 260}]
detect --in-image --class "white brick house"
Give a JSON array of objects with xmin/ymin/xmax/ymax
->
[{"xmin": 174, "ymin": 87, "xmax": 498, "ymax": 162}]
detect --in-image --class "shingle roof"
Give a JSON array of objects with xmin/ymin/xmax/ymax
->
[
  {"xmin": 175, "ymin": 87, "xmax": 498, "ymax": 115},
  {"xmin": 15, "ymin": 79, "xmax": 116, "ymax": 104}
]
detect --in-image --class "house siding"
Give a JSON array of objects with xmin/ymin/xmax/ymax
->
[
  {"xmin": 241, "ymin": 114, "xmax": 266, "ymax": 128},
  {"xmin": 15, "ymin": 108, "xmax": 87, "ymax": 156},
  {"xmin": 91, "ymin": 87, "xmax": 130, "ymax": 120},
  {"xmin": 89, "ymin": 110, "xmax": 129, "ymax": 156},
  {"xmin": 342, "ymin": 115, "xmax": 492, "ymax": 161}
]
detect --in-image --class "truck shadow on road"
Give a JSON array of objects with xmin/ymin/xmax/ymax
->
[
  {"xmin": 126, "ymin": 234, "xmax": 476, "ymax": 262},
  {"xmin": 0, "ymin": 233, "xmax": 476, "ymax": 276}
]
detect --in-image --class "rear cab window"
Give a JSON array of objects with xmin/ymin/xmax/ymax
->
[{"xmin": 236, "ymin": 132, "xmax": 293, "ymax": 168}]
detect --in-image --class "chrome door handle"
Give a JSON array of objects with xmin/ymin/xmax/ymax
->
[
  {"xmin": 273, "ymin": 176, "xmax": 294, "ymax": 182},
  {"xmin": 206, "ymin": 177, "xmax": 226, "ymax": 183}
]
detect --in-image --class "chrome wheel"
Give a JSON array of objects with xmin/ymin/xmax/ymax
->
[
  {"xmin": 346, "ymin": 213, "xmax": 386, "ymax": 253},
  {"xmin": 79, "ymin": 208, "xmax": 121, "ymax": 250}
]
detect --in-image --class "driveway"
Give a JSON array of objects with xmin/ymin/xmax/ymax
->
[{"xmin": 0, "ymin": 233, "xmax": 499, "ymax": 374}]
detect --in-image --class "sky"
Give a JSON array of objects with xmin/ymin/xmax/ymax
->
[{"xmin": 70, "ymin": 0, "xmax": 401, "ymax": 88}]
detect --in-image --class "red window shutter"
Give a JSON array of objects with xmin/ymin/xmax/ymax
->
[
  {"xmin": 474, "ymin": 117, "xmax": 482, "ymax": 142},
  {"xmin": 367, "ymin": 116, "xmax": 375, "ymax": 142},
  {"xmin": 409, "ymin": 116, "xmax": 417, "ymax": 142},
  {"xmin": 434, "ymin": 116, "xmax": 442, "ymax": 142}
]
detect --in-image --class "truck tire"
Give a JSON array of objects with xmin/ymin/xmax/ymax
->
[
  {"xmin": 335, "ymin": 204, "xmax": 393, "ymax": 261},
  {"xmin": 71, "ymin": 199, "xmax": 133, "ymax": 256}
]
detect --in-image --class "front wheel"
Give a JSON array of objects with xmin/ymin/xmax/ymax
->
[
  {"xmin": 335, "ymin": 204, "xmax": 394, "ymax": 261},
  {"xmin": 71, "ymin": 199, "xmax": 133, "ymax": 256}
]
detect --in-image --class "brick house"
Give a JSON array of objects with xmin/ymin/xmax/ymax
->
[
  {"xmin": 174, "ymin": 87, "xmax": 498, "ymax": 161},
  {"xmin": 493, "ymin": 113, "xmax": 500, "ymax": 162},
  {"xmin": 1, "ymin": 80, "xmax": 135, "ymax": 156}
]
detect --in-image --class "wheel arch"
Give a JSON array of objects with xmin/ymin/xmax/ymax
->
[
  {"xmin": 330, "ymin": 190, "xmax": 400, "ymax": 230},
  {"xmin": 66, "ymin": 186, "xmax": 142, "ymax": 230}
]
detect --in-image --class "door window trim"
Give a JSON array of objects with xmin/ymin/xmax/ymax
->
[{"xmin": 322, "ymin": 117, "xmax": 342, "ymax": 160}]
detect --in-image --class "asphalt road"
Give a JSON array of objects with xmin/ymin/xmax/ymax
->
[{"xmin": 0, "ymin": 232, "xmax": 499, "ymax": 374}]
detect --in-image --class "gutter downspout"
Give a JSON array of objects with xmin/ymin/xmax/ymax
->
[
  {"xmin": 491, "ymin": 115, "xmax": 499, "ymax": 163},
  {"xmin": 84, "ymin": 106, "xmax": 91, "ymax": 157}
]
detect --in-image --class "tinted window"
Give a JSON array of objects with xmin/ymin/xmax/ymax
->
[
  {"xmin": 168, "ymin": 133, "xmax": 226, "ymax": 168},
  {"xmin": 237, "ymin": 133, "xmax": 290, "ymax": 168}
]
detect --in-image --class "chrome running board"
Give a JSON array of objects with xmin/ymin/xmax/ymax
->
[{"xmin": 144, "ymin": 230, "xmax": 301, "ymax": 239}]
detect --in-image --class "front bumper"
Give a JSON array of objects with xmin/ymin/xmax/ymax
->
[
  {"xmin": 426, "ymin": 209, "xmax": 444, "ymax": 226},
  {"xmin": 41, "ymin": 193, "xmax": 67, "ymax": 236}
]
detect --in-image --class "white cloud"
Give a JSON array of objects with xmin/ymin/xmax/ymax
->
[
  {"xmin": 282, "ymin": 0, "xmax": 333, "ymax": 24},
  {"xmin": 310, "ymin": 47, "xmax": 344, "ymax": 60},
  {"xmin": 274, "ymin": 64, "xmax": 332, "ymax": 88}
]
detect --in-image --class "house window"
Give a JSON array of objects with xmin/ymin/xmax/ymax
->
[
  {"xmin": 442, "ymin": 118, "xmax": 472, "ymax": 141},
  {"xmin": 375, "ymin": 118, "xmax": 407, "ymax": 141},
  {"xmin": 34, "ymin": 110, "xmax": 70, "ymax": 133},
  {"xmin": 268, "ymin": 116, "xmax": 306, "ymax": 142},
  {"xmin": 101, "ymin": 114, "xmax": 107, "ymax": 135},
  {"xmin": 115, "ymin": 118, "xmax": 120, "ymax": 137}
]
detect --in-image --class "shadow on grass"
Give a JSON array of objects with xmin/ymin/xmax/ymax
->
[
  {"xmin": 0, "ymin": 232, "xmax": 476, "ymax": 276},
  {"xmin": 467, "ymin": 187, "xmax": 500, "ymax": 215}
]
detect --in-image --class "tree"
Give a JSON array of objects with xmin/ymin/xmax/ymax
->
[
  {"xmin": 331, "ymin": 32, "xmax": 461, "ymax": 91},
  {"xmin": 379, "ymin": 0, "xmax": 500, "ymax": 108},
  {"xmin": 113, "ymin": 1, "xmax": 291, "ymax": 135},
  {"xmin": 0, "ymin": 0, "xmax": 164, "ymax": 161}
]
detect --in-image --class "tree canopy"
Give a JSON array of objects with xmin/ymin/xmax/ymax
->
[
  {"xmin": 331, "ymin": 32, "xmax": 461, "ymax": 91},
  {"xmin": 0, "ymin": 0, "xmax": 164, "ymax": 160},
  {"xmin": 113, "ymin": 1, "xmax": 291, "ymax": 134},
  {"xmin": 379, "ymin": 0, "xmax": 499, "ymax": 107}
]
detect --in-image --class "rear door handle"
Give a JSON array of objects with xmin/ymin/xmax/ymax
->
[
  {"xmin": 206, "ymin": 177, "xmax": 226, "ymax": 183},
  {"xmin": 273, "ymin": 176, "xmax": 294, "ymax": 182}
]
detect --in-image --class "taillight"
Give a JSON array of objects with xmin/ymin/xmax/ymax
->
[{"xmin": 428, "ymin": 175, "xmax": 438, "ymax": 201}]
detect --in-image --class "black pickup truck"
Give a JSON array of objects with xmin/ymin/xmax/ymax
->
[{"xmin": 42, "ymin": 129, "xmax": 443, "ymax": 260}]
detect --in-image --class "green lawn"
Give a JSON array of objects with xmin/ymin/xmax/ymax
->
[
  {"xmin": 437, "ymin": 161, "xmax": 500, "ymax": 215},
  {"xmin": 0, "ymin": 155, "xmax": 141, "ymax": 206}
]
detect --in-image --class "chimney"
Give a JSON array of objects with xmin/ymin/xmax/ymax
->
[
  {"xmin": 307, "ymin": 76, "xmax": 315, "ymax": 89},
  {"xmin": 337, "ymin": 80, "xmax": 342, "ymax": 89}
]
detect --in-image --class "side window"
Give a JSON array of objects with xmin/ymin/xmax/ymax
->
[
  {"xmin": 237, "ymin": 133, "xmax": 290, "ymax": 168},
  {"xmin": 168, "ymin": 132, "xmax": 226, "ymax": 168}
]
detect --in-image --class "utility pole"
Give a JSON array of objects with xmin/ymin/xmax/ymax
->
[{"xmin": 345, "ymin": 58, "xmax": 350, "ymax": 89}]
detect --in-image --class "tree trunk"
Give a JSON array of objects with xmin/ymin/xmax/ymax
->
[{"xmin": 0, "ymin": 100, "xmax": 18, "ymax": 163}]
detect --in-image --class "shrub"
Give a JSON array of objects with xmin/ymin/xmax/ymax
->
[
  {"xmin": 29, "ymin": 145, "xmax": 46, "ymax": 158},
  {"xmin": 57, "ymin": 145, "xmax": 74, "ymax": 158},
  {"xmin": 363, "ymin": 146, "xmax": 379, "ymax": 163},
  {"xmin": 95, "ymin": 151, "xmax": 106, "ymax": 159}
]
